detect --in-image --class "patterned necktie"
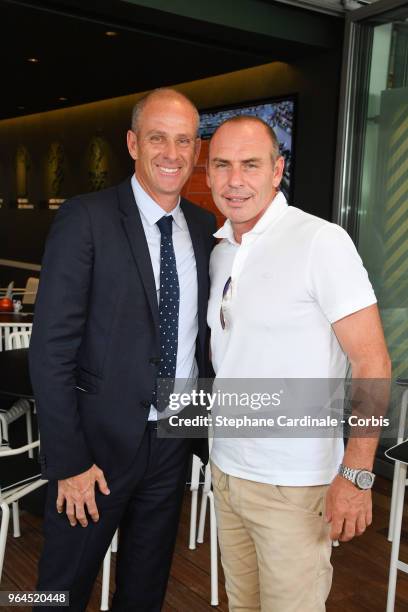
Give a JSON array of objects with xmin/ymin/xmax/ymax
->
[{"xmin": 155, "ymin": 215, "xmax": 180, "ymax": 411}]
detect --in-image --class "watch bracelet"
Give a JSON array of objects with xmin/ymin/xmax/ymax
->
[{"xmin": 339, "ymin": 464, "xmax": 358, "ymax": 482}]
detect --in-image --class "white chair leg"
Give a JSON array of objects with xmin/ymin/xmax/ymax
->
[
  {"xmin": 388, "ymin": 461, "xmax": 399, "ymax": 542},
  {"xmin": 189, "ymin": 489, "xmax": 198, "ymax": 550},
  {"xmin": 25, "ymin": 411, "xmax": 34, "ymax": 459},
  {"xmin": 4, "ymin": 327, "xmax": 10, "ymax": 351},
  {"xmin": 387, "ymin": 461, "xmax": 407, "ymax": 612},
  {"xmin": 0, "ymin": 418, "xmax": 8, "ymax": 445},
  {"xmin": 390, "ymin": 390, "xmax": 408, "ymax": 541},
  {"xmin": 0, "ymin": 502, "xmax": 11, "ymax": 583},
  {"xmin": 208, "ymin": 491, "xmax": 219, "ymax": 606},
  {"xmin": 189, "ymin": 455, "xmax": 201, "ymax": 550},
  {"xmin": 111, "ymin": 529, "xmax": 118, "ymax": 553},
  {"xmin": 197, "ymin": 490, "xmax": 208, "ymax": 544},
  {"xmin": 12, "ymin": 501, "xmax": 20, "ymax": 538},
  {"xmin": 198, "ymin": 463, "xmax": 212, "ymax": 544},
  {"xmin": 100, "ymin": 545, "xmax": 112, "ymax": 611}
]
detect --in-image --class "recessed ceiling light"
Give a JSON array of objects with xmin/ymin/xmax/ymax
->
[
  {"xmin": 58, "ymin": 97, "xmax": 68, "ymax": 101},
  {"xmin": 27, "ymin": 57, "xmax": 39, "ymax": 63},
  {"xmin": 105, "ymin": 31, "xmax": 118, "ymax": 37}
]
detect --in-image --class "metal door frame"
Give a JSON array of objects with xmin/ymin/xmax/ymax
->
[{"xmin": 333, "ymin": 0, "xmax": 408, "ymax": 237}]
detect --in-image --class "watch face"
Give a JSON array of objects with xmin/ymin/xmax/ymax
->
[{"xmin": 356, "ymin": 470, "xmax": 374, "ymax": 490}]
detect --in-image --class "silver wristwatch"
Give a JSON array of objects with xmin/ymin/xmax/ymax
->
[{"xmin": 338, "ymin": 464, "xmax": 375, "ymax": 490}]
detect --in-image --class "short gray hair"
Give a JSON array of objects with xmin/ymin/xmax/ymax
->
[{"xmin": 131, "ymin": 88, "xmax": 200, "ymax": 133}]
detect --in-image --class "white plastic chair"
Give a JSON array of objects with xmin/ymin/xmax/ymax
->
[
  {"xmin": 196, "ymin": 461, "xmax": 219, "ymax": 606},
  {"xmin": 0, "ymin": 323, "xmax": 32, "ymax": 353},
  {"xmin": 386, "ymin": 457, "xmax": 407, "ymax": 612},
  {"xmin": 6, "ymin": 329, "xmax": 32, "ymax": 350},
  {"xmin": 188, "ymin": 451, "xmax": 219, "ymax": 607},
  {"xmin": 386, "ymin": 380, "xmax": 408, "ymax": 611},
  {"xmin": 100, "ymin": 454, "xmax": 219, "ymax": 609},
  {"xmin": 100, "ymin": 530, "xmax": 118, "ymax": 611},
  {"xmin": 189, "ymin": 454, "xmax": 202, "ymax": 550},
  {"xmin": 0, "ymin": 329, "xmax": 33, "ymax": 459},
  {"xmin": 0, "ymin": 440, "xmax": 47, "ymax": 582}
]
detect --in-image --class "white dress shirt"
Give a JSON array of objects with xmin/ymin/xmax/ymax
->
[{"xmin": 131, "ymin": 175, "xmax": 198, "ymax": 420}]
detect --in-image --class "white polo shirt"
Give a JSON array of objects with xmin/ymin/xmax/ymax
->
[{"xmin": 207, "ymin": 192, "xmax": 377, "ymax": 486}]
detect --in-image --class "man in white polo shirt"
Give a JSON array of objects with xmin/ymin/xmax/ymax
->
[{"xmin": 206, "ymin": 116, "xmax": 391, "ymax": 611}]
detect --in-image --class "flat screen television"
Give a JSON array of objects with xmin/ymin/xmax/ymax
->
[{"xmin": 182, "ymin": 95, "xmax": 296, "ymax": 222}]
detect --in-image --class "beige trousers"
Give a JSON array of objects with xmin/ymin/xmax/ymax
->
[{"xmin": 211, "ymin": 462, "xmax": 333, "ymax": 612}]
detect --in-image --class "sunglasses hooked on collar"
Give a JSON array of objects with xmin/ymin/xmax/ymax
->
[{"xmin": 220, "ymin": 276, "xmax": 232, "ymax": 330}]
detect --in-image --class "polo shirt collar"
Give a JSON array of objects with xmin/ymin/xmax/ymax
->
[
  {"xmin": 131, "ymin": 174, "xmax": 183, "ymax": 229},
  {"xmin": 214, "ymin": 191, "xmax": 288, "ymax": 245}
]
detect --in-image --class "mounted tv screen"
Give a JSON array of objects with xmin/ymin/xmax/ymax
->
[
  {"xmin": 181, "ymin": 96, "xmax": 296, "ymax": 223},
  {"xmin": 200, "ymin": 97, "xmax": 295, "ymax": 199}
]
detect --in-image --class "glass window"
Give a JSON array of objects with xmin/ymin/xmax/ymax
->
[{"xmin": 358, "ymin": 20, "xmax": 408, "ymax": 381}]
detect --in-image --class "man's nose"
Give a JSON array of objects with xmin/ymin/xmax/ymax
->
[
  {"xmin": 163, "ymin": 138, "xmax": 178, "ymax": 161},
  {"xmin": 228, "ymin": 166, "xmax": 244, "ymax": 188}
]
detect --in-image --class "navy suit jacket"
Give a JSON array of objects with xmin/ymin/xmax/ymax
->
[{"xmin": 29, "ymin": 177, "xmax": 217, "ymax": 481}]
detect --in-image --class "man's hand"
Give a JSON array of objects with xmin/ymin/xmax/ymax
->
[
  {"xmin": 325, "ymin": 475, "xmax": 372, "ymax": 542},
  {"xmin": 56, "ymin": 464, "xmax": 110, "ymax": 527}
]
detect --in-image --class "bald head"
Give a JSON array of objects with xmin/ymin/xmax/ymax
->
[
  {"xmin": 131, "ymin": 88, "xmax": 200, "ymax": 134},
  {"xmin": 210, "ymin": 115, "xmax": 280, "ymax": 161}
]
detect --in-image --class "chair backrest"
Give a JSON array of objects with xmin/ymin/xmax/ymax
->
[
  {"xmin": 5, "ymin": 329, "xmax": 31, "ymax": 350},
  {"xmin": 22, "ymin": 277, "xmax": 39, "ymax": 306},
  {"xmin": 0, "ymin": 324, "xmax": 32, "ymax": 352}
]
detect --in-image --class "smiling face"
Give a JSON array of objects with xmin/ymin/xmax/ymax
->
[
  {"xmin": 206, "ymin": 119, "xmax": 284, "ymax": 237},
  {"xmin": 127, "ymin": 94, "xmax": 201, "ymax": 210}
]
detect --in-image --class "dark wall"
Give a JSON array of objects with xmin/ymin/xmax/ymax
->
[
  {"xmin": 0, "ymin": 210, "xmax": 52, "ymax": 288},
  {"xmin": 0, "ymin": 50, "xmax": 342, "ymax": 278},
  {"xmin": 291, "ymin": 50, "xmax": 341, "ymax": 217}
]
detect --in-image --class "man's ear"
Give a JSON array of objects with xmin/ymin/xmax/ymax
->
[
  {"xmin": 205, "ymin": 160, "xmax": 211, "ymax": 189},
  {"xmin": 127, "ymin": 130, "xmax": 138, "ymax": 161},
  {"xmin": 273, "ymin": 156, "xmax": 285, "ymax": 189}
]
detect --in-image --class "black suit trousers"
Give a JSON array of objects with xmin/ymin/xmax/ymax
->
[{"xmin": 38, "ymin": 422, "xmax": 191, "ymax": 611}]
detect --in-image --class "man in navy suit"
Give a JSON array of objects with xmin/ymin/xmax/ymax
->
[{"xmin": 29, "ymin": 88, "xmax": 216, "ymax": 611}]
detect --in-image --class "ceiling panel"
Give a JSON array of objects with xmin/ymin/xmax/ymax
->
[{"xmin": 0, "ymin": 0, "xmax": 342, "ymax": 119}]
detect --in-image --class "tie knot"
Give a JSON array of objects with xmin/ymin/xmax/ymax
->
[{"xmin": 157, "ymin": 215, "xmax": 173, "ymax": 237}]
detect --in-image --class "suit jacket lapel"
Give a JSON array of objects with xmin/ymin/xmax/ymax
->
[{"xmin": 117, "ymin": 179, "xmax": 160, "ymax": 336}]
